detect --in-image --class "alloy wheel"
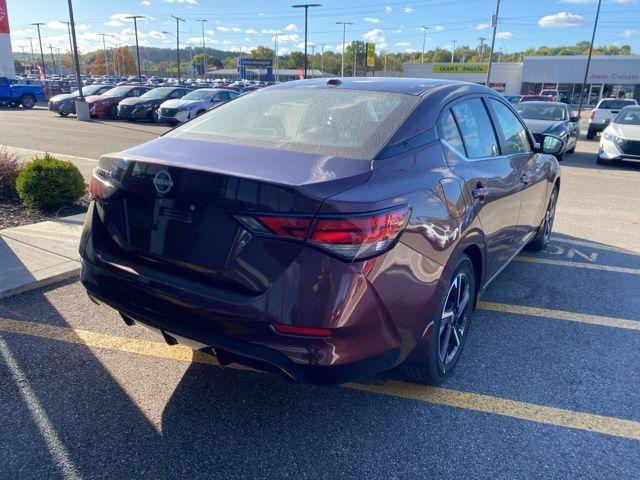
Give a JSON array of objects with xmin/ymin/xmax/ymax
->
[
  {"xmin": 439, "ymin": 272, "xmax": 471, "ymax": 367},
  {"xmin": 543, "ymin": 190, "xmax": 558, "ymax": 244}
]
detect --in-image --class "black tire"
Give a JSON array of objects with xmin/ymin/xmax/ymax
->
[
  {"xmin": 20, "ymin": 94, "xmax": 36, "ymax": 109},
  {"xmin": 567, "ymin": 143, "xmax": 575, "ymax": 154},
  {"xmin": 596, "ymin": 155, "xmax": 612, "ymax": 165},
  {"xmin": 9, "ymin": 101, "xmax": 19, "ymax": 108},
  {"xmin": 586, "ymin": 128, "xmax": 595, "ymax": 140},
  {"xmin": 401, "ymin": 254, "xmax": 476, "ymax": 385},
  {"xmin": 528, "ymin": 186, "xmax": 558, "ymax": 251},
  {"xmin": 58, "ymin": 111, "xmax": 69, "ymax": 117},
  {"xmin": 109, "ymin": 105, "xmax": 118, "ymax": 119},
  {"xmin": 150, "ymin": 107, "xmax": 159, "ymax": 123},
  {"xmin": 556, "ymin": 153, "xmax": 564, "ymax": 161}
]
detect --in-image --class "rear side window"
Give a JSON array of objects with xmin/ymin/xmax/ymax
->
[
  {"xmin": 489, "ymin": 99, "xmax": 531, "ymax": 155},
  {"xmin": 451, "ymin": 98, "xmax": 499, "ymax": 159},
  {"xmin": 439, "ymin": 110, "xmax": 465, "ymax": 155}
]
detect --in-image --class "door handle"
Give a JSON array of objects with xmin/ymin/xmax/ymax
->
[{"xmin": 472, "ymin": 186, "xmax": 490, "ymax": 199}]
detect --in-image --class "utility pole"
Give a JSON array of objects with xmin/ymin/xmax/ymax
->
[
  {"xmin": 197, "ymin": 19, "xmax": 207, "ymax": 79},
  {"xmin": 451, "ymin": 40, "xmax": 457, "ymax": 63},
  {"xmin": 274, "ymin": 33, "xmax": 280, "ymax": 82},
  {"xmin": 421, "ymin": 26, "xmax": 428, "ymax": 63},
  {"xmin": 319, "ymin": 43, "xmax": 326, "ymax": 74},
  {"xmin": 336, "ymin": 21, "xmax": 353, "ymax": 77},
  {"xmin": 171, "ymin": 15, "xmax": 185, "ymax": 83},
  {"xmin": 98, "ymin": 33, "xmax": 110, "ymax": 76},
  {"xmin": 293, "ymin": 4, "xmax": 322, "ymax": 79},
  {"xmin": 486, "ymin": 0, "xmax": 501, "ymax": 86},
  {"xmin": 27, "ymin": 37, "xmax": 35, "ymax": 74},
  {"xmin": 577, "ymin": 0, "xmax": 603, "ymax": 120},
  {"xmin": 66, "ymin": 0, "xmax": 84, "ymax": 103},
  {"xmin": 61, "ymin": 22, "xmax": 76, "ymax": 74},
  {"xmin": 48, "ymin": 44, "xmax": 57, "ymax": 75},
  {"xmin": 127, "ymin": 15, "xmax": 145, "ymax": 83},
  {"xmin": 478, "ymin": 37, "xmax": 487, "ymax": 62},
  {"xmin": 353, "ymin": 44, "xmax": 356, "ymax": 77},
  {"xmin": 111, "ymin": 46, "xmax": 118, "ymax": 76},
  {"xmin": 30, "ymin": 23, "xmax": 46, "ymax": 78}
]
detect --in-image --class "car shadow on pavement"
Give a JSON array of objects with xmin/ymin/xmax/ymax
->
[{"xmin": 1, "ymin": 230, "xmax": 640, "ymax": 478}]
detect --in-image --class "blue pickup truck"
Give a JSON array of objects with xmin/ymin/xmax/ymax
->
[{"xmin": 0, "ymin": 77, "xmax": 46, "ymax": 109}]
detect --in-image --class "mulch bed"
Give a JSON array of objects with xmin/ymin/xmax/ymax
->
[{"xmin": 0, "ymin": 196, "xmax": 89, "ymax": 230}]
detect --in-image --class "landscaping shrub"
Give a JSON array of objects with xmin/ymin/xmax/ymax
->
[
  {"xmin": 16, "ymin": 153, "xmax": 85, "ymax": 209},
  {"xmin": 0, "ymin": 146, "xmax": 23, "ymax": 200}
]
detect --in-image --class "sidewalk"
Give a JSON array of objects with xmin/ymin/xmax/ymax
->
[{"xmin": 0, "ymin": 213, "xmax": 86, "ymax": 299}]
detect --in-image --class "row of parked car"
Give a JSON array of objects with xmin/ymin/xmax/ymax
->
[{"xmin": 48, "ymin": 84, "xmax": 241, "ymax": 125}]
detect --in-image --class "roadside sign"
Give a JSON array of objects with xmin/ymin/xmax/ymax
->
[
  {"xmin": 366, "ymin": 43, "xmax": 376, "ymax": 67},
  {"xmin": 432, "ymin": 64, "xmax": 488, "ymax": 74}
]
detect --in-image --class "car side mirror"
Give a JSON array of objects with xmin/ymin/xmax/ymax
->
[
  {"xmin": 570, "ymin": 116, "xmax": 579, "ymax": 123},
  {"xmin": 540, "ymin": 135, "xmax": 565, "ymax": 156}
]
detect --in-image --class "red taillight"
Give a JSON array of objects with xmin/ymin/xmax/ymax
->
[
  {"xmin": 236, "ymin": 206, "xmax": 410, "ymax": 261},
  {"xmin": 272, "ymin": 324, "xmax": 332, "ymax": 337},
  {"xmin": 88, "ymin": 168, "xmax": 115, "ymax": 200}
]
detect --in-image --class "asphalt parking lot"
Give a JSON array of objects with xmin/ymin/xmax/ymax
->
[{"xmin": 1, "ymin": 110, "xmax": 640, "ymax": 479}]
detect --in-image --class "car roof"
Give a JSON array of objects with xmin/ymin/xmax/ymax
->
[{"xmin": 268, "ymin": 77, "xmax": 479, "ymax": 96}]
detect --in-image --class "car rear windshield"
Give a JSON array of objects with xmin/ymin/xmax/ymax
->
[
  {"xmin": 167, "ymin": 87, "xmax": 420, "ymax": 159},
  {"xmin": 614, "ymin": 107, "xmax": 640, "ymax": 125},
  {"xmin": 599, "ymin": 100, "xmax": 636, "ymax": 110},
  {"xmin": 516, "ymin": 103, "xmax": 566, "ymax": 121}
]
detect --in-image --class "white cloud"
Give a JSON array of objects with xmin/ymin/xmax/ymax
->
[
  {"xmin": 496, "ymin": 31, "xmax": 513, "ymax": 40},
  {"xmin": 395, "ymin": 41, "xmax": 410, "ymax": 47},
  {"xmin": 105, "ymin": 20, "xmax": 125, "ymax": 27},
  {"xmin": 217, "ymin": 26, "xmax": 231, "ymax": 32},
  {"xmin": 434, "ymin": 25, "xmax": 444, "ymax": 31},
  {"xmin": 405, "ymin": 48, "xmax": 418, "ymax": 53},
  {"xmin": 244, "ymin": 28, "xmax": 257, "ymax": 34},
  {"xmin": 620, "ymin": 29, "xmax": 637, "ymax": 38},
  {"xmin": 363, "ymin": 28, "xmax": 385, "ymax": 43},
  {"xmin": 475, "ymin": 23, "xmax": 490, "ymax": 30},
  {"xmin": 205, "ymin": 29, "xmax": 215, "ymax": 35},
  {"xmin": 403, "ymin": 6, "xmax": 413, "ymax": 13},
  {"xmin": 385, "ymin": 6, "xmax": 393, "ymax": 13},
  {"xmin": 284, "ymin": 23, "xmax": 298, "ymax": 32},
  {"xmin": 538, "ymin": 12, "xmax": 585, "ymax": 28},
  {"xmin": 141, "ymin": 0, "xmax": 151, "ymax": 5},
  {"xmin": 365, "ymin": 17, "xmax": 380, "ymax": 23},
  {"xmin": 163, "ymin": 0, "xmax": 198, "ymax": 4},
  {"xmin": 610, "ymin": 0, "xmax": 635, "ymax": 3}
]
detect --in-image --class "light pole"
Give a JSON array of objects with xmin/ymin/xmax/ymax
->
[
  {"xmin": 30, "ymin": 23, "xmax": 46, "ymax": 78},
  {"xmin": 486, "ymin": 0, "xmax": 501, "ymax": 86},
  {"xmin": 577, "ymin": 0, "xmax": 603, "ymax": 120},
  {"xmin": 478, "ymin": 37, "xmax": 487, "ymax": 62},
  {"xmin": 61, "ymin": 22, "xmax": 76, "ymax": 74},
  {"xmin": 48, "ymin": 44, "xmax": 57, "ymax": 75},
  {"xmin": 171, "ymin": 15, "xmax": 185, "ymax": 83},
  {"xmin": 162, "ymin": 31, "xmax": 177, "ymax": 79},
  {"xmin": 98, "ymin": 33, "xmax": 110, "ymax": 76},
  {"xmin": 450, "ymin": 40, "xmax": 457, "ymax": 63},
  {"xmin": 126, "ymin": 15, "xmax": 145, "ymax": 83},
  {"xmin": 421, "ymin": 26, "xmax": 428, "ymax": 63},
  {"xmin": 319, "ymin": 43, "xmax": 326, "ymax": 74},
  {"xmin": 336, "ymin": 21, "xmax": 353, "ymax": 77},
  {"xmin": 292, "ymin": 4, "xmax": 321, "ymax": 79},
  {"xmin": 273, "ymin": 33, "xmax": 280, "ymax": 82},
  {"xmin": 196, "ymin": 19, "xmax": 207, "ymax": 79},
  {"xmin": 67, "ymin": 0, "xmax": 86, "ymax": 114},
  {"xmin": 26, "ymin": 37, "xmax": 35, "ymax": 74}
]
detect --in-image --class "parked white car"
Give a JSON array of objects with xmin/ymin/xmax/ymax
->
[
  {"xmin": 587, "ymin": 98, "xmax": 638, "ymax": 139},
  {"xmin": 597, "ymin": 105, "xmax": 640, "ymax": 165},
  {"xmin": 539, "ymin": 89, "xmax": 561, "ymax": 102},
  {"xmin": 157, "ymin": 88, "xmax": 239, "ymax": 124}
]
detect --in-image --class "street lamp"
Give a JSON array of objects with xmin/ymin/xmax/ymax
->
[
  {"xmin": 450, "ymin": 40, "xmax": 457, "ymax": 64},
  {"xmin": 336, "ymin": 21, "xmax": 353, "ymax": 77},
  {"xmin": 171, "ymin": 15, "xmax": 185, "ymax": 83},
  {"xmin": 126, "ymin": 15, "xmax": 145, "ymax": 83},
  {"xmin": 98, "ymin": 33, "xmax": 111, "ymax": 76},
  {"xmin": 162, "ymin": 30, "xmax": 178, "ymax": 80},
  {"xmin": 30, "ymin": 23, "xmax": 46, "ymax": 78},
  {"xmin": 196, "ymin": 19, "xmax": 208, "ymax": 79},
  {"xmin": 420, "ymin": 26, "xmax": 428, "ymax": 63},
  {"xmin": 292, "ymin": 4, "xmax": 321, "ymax": 79}
]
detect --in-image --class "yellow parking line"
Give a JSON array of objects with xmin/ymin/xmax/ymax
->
[
  {"xmin": 1, "ymin": 316, "xmax": 639, "ymax": 441},
  {"xmin": 550, "ymin": 237, "xmax": 639, "ymax": 256},
  {"xmin": 478, "ymin": 301, "xmax": 640, "ymax": 331},
  {"xmin": 516, "ymin": 255, "xmax": 640, "ymax": 275}
]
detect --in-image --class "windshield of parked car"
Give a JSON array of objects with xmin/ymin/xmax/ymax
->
[
  {"xmin": 614, "ymin": 107, "xmax": 640, "ymax": 125},
  {"xmin": 599, "ymin": 99, "xmax": 636, "ymax": 110},
  {"xmin": 182, "ymin": 89, "xmax": 217, "ymax": 100},
  {"xmin": 168, "ymin": 88, "xmax": 420, "ymax": 159},
  {"xmin": 70, "ymin": 85, "xmax": 104, "ymax": 97},
  {"xmin": 139, "ymin": 88, "xmax": 174, "ymax": 99},
  {"xmin": 101, "ymin": 86, "xmax": 133, "ymax": 97},
  {"xmin": 516, "ymin": 103, "xmax": 566, "ymax": 121}
]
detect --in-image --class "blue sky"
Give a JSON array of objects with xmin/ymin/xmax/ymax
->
[{"xmin": 6, "ymin": 0, "xmax": 640, "ymax": 55}]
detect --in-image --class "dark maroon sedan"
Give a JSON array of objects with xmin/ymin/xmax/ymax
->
[
  {"xmin": 81, "ymin": 78, "xmax": 562, "ymax": 384},
  {"xmin": 86, "ymin": 84, "xmax": 151, "ymax": 118}
]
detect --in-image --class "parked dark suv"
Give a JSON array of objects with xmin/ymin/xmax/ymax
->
[{"xmin": 81, "ymin": 78, "xmax": 562, "ymax": 385}]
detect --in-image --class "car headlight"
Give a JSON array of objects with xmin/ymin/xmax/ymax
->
[{"xmin": 603, "ymin": 132, "xmax": 624, "ymax": 144}]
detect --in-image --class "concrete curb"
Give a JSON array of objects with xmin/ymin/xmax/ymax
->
[{"xmin": 0, "ymin": 267, "xmax": 80, "ymax": 300}]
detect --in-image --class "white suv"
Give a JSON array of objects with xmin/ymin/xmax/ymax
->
[{"xmin": 587, "ymin": 98, "xmax": 638, "ymax": 139}]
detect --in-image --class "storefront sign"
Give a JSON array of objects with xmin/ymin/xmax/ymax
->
[{"xmin": 432, "ymin": 64, "xmax": 488, "ymax": 74}]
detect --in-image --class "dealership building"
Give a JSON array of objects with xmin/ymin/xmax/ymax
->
[{"xmin": 403, "ymin": 55, "xmax": 640, "ymax": 104}]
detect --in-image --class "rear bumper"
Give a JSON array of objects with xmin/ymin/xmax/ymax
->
[
  {"xmin": 81, "ymin": 259, "xmax": 400, "ymax": 384},
  {"xmin": 588, "ymin": 122, "xmax": 608, "ymax": 132},
  {"xmin": 158, "ymin": 111, "xmax": 189, "ymax": 124}
]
